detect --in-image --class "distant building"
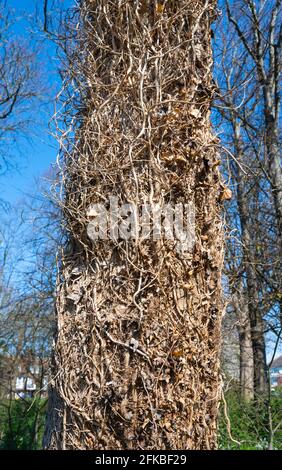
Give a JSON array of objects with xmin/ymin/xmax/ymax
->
[
  {"xmin": 0, "ymin": 354, "xmax": 49, "ymax": 399},
  {"xmin": 270, "ymin": 355, "xmax": 282, "ymax": 389}
]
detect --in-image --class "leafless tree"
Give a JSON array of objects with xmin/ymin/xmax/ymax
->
[
  {"xmin": 226, "ymin": 0, "xmax": 282, "ymax": 243},
  {"xmin": 0, "ymin": 0, "xmax": 45, "ymax": 179},
  {"xmin": 0, "ymin": 187, "xmax": 61, "ymax": 448},
  {"xmin": 214, "ymin": 0, "xmax": 282, "ymax": 399}
]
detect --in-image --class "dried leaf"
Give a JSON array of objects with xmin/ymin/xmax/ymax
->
[
  {"xmin": 212, "ymin": 159, "xmax": 221, "ymax": 168},
  {"xmin": 183, "ymin": 283, "xmax": 193, "ymax": 290},
  {"xmin": 190, "ymin": 108, "xmax": 201, "ymax": 118},
  {"xmin": 172, "ymin": 350, "xmax": 183, "ymax": 357},
  {"xmin": 220, "ymin": 188, "xmax": 232, "ymax": 201},
  {"xmin": 66, "ymin": 291, "xmax": 82, "ymax": 303},
  {"xmin": 156, "ymin": 3, "xmax": 165, "ymax": 14}
]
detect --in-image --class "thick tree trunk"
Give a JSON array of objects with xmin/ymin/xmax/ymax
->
[
  {"xmin": 239, "ymin": 325, "xmax": 254, "ymax": 402},
  {"xmin": 263, "ymin": 85, "xmax": 282, "ymax": 242},
  {"xmin": 234, "ymin": 294, "xmax": 254, "ymax": 402},
  {"xmin": 241, "ymin": 215, "xmax": 268, "ymax": 397},
  {"xmin": 234, "ymin": 136, "xmax": 268, "ymax": 397},
  {"xmin": 265, "ymin": 116, "xmax": 282, "ymax": 327},
  {"xmin": 262, "ymin": 58, "xmax": 282, "ymax": 327},
  {"xmin": 44, "ymin": 0, "xmax": 224, "ymax": 450},
  {"xmin": 266, "ymin": 122, "xmax": 282, "ymax": 240}
]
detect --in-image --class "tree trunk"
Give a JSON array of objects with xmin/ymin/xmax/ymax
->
[
  {"xmin": 265, "ymin": 114, "xmax": 282, "ymax": 327},
  {"xmin": 240, "ymin": 217, "xmax": 268, "ymax": 397},
  {"xmin": 44, "ymin": 0, "xmax": 224, "ymax": 450},
  {"xmin": 234, "ymin": 136, "xmax": 268, "ymax": 397},
  {"xmin": 239, "ymin": 325, "xmax": 254, "ymax": 402},
  {"xmin": 265, "ymin": 119, "xmax": 282, "ymax": 241},
  {"xmin": 234, "ymin": 293, "xmax": 254, "ymax": 402}
]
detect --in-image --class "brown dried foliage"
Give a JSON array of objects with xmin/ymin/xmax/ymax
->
[{"xmin": 44, "ymin": 0, "xmax": 224, "ymax": 450}]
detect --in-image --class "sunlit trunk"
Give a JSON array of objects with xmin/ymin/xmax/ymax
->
[
  {"xmin": 237, "ymin": 299, "xmax": 254, "ymax": 402},
  {"xmin": 44, "ymin": 0, "xmax": 224, "ymax": 450}
]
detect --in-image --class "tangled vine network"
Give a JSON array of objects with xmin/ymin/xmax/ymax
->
[{"xmin": 44, "ymin": 0, "xmax": 226, "ymax": 450}]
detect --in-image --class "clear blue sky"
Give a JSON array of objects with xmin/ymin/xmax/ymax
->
[
  {"xmin": 0, "ymin": 0, "xmax": 226, "ymax": 205},
  {"xmin": 1, "ymin": 0, "xmax": 73, "ymax": 205}
]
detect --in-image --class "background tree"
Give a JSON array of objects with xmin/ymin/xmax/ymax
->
[
  {"xmin": 214, "ymin": 0, "xmax": 282, "ymax": 400},
  {"xmin": 0, "ymin": 195, "xmax": 59, "ymax": 449},
  {"xmin": 0, "ymin": 0, "xmax": 45, "ymax": 183},
  {"xmin": 0, "ymin": 166, "xmax": 61, "ymax": 448}
]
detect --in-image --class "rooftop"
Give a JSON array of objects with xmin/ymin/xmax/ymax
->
[{"xmin": 271, "ymin": 355, "xmax": 282, "ymax": 369}]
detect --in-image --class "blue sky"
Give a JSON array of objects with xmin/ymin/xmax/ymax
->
[
  {"xmin": 0, "ymin": 0, "xmax": 229, "ymax": 205},
  {"xmin": 1, "ymin": 0, "xmax": 73, "ymax": 204}
]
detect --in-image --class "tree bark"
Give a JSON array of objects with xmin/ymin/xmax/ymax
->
[
  {"xmin": 235, "ymin": 150, "xmax": 268, "ymax": 397},
  {"xmin": 44, "ymin": 0, "xmax": 224, "ymax": 450},
  {"xmin": 238, "ymin": 197, "xmax": 268, "ymax": 397},
  {"xmin": 265, "ymin": 116, "xmax": 282, "ymax": 241},
  {"xmin": 234, "ymin": 293, "xmax": 254, "ymax": 402}
]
